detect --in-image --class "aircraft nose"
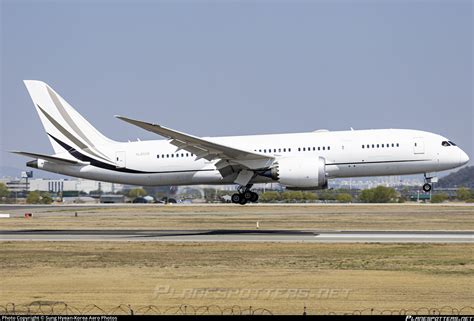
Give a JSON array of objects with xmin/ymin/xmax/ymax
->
[{"xmin": 460, "ymin": 149, "xmax": 469, "ymax": 165}]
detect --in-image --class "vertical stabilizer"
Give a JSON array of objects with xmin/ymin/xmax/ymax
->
[{"xmin": 23, "ymin": 80, "xmax": 114, "ymax": 162}]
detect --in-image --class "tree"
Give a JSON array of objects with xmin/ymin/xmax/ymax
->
[
  {"xmin": 456, "ymin": 188, "xmax": 472, "ymax": 201},
  {"xmin": 281, "ymin": 191, "xmax": 304, "ymax": 202},
  {"xmin": 26, "ymin": 191, "xmax": 53, "ymax": 204},
  {"xmin": 336, "ymin": 193, "xmax": 352, "ymax": 203},
  {"xmin": 302, "ymin": 191, "xmax": 318, "ymax": 201},
  {"xmin": 0, "ymin": 183, "xmax": 9, "ymax": 199},
  {"xmin": 359, "ymin": 186, "xmax": 398, "ymax": 203},
  {"xmin": 318, "ymin": 190, "xmax": 336, "ymax": 201},
  {"xmin": 259, "ymin": 191, "xmax": 280, "ymax": 202},
  {"xmin": 359, "ymin": 189, "xmax": 375, "ymax": 203},
  {"xmin": 40, "ymin": 192, "xmax": 53, "ymax": 204},
  {"xmin": 431, "ymin": 193, "xmax": 448, "ymax": 203},
  {"xmin": 127, "ymin": 188, "xmax": 147, "ymax": 198},
  {"xmin": 26, "ymin": 191, "xmax": 41, "ymax": 204}
]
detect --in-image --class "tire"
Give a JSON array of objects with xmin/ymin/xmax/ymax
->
[
  {"xmin": 243, "ymin": 191, "xmax": 253, "ymax": 200},
  {"xmin": 231, "ymin": 193, "xmax": 241, "ymax": 204},
  {"xmin": 250, "ymin": 192, "xmax": 259, "ymax": 203},
  {"xmin": 239, "ymin": 197, "xmax": 247, "ymax": 205},
  {"xmin": 422, "ymin": 183, "xmax": 432, "ymax": 192}
]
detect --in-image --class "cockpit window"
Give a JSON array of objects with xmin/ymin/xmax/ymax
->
[
  {"xmin": 448, "ymin": 141, "xmax": 457, "ymax": 146},
  {"xmin": 441, "ymin": 141, "xmax": 450, "ymax": 147}
]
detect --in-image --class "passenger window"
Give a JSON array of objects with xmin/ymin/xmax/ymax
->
[
  {"xmin": 391, "ymin": 143, "xmax": 394, "ymax": 147},
  {"xmin": 283, "ymin": 148, "xmax": 286, "ymax": 152},
  {"xmin": 298, "ymin": 148, "xmax": 301, "ymax": 152},
  {"xmin": 289, "ymin": 148, "xmax": 291, "ymax": 152},
  {"xmin": 322, "ymin": 146, "xmax": 325, "ymax": 150},
  {"xmin": 328, "ymin": 146, "xmax": 330, "ymax": 150},
  {"xmin": 362, "ymin": 145, "xmax": 365, "ymax": 149},
  {"xmin": 377, "ymin": 144, "xmax": 379, "ymax": 148},
  {"xmin": 396, "ymin": 143, "xmax": 399, "ymax": 147},
  {"xmin": 372, "ymin": 144, "xmax": 375, "ymax": 148},
  {"xmin": 167, "ymin": 154, "xmax": 169, "ymax": 158},
  {"xmin": 382, "ymin": 144, "xmax": 384, "ymax": 148}
]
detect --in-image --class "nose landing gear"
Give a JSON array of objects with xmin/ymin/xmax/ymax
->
[
  {"xmin": 422, "ymin": 173, "xmax": 438, "ymax": 193},
  {"xmin": 422, "ymin": 183, "xmax": 432, "ymax": 192},
  {"xmin": 231, "ymin": 185, "xmax": 259, "ymax": 205}
]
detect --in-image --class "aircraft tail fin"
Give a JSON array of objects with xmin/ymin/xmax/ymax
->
[{"xmin": 23, "ymin": 80, "xmax": 114, "ymax": 161}]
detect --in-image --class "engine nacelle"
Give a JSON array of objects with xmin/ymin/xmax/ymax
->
[{"xmin": 268, "ymin": 157, "xmax": 327, "ymax": 189}]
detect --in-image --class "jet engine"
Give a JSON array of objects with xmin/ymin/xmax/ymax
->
[{"xmin": 262, "ymin": 157, "xmax": 328, "ymax": 189}]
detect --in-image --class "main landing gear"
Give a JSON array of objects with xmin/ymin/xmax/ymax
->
[{"xmin": 231, "ymin": 185, "xmax": 259, "ymax": 205}]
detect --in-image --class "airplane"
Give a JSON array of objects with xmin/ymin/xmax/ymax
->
[{"xmin": 12, "ymin": 80, "xmax": 470, "ymax": 204}]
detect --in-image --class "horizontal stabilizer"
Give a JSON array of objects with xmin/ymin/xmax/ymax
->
[{"xmin": 10, "ymin": 151, "xmax": 86, "ymax": 165}]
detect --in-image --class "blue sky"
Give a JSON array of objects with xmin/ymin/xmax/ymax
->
[{"xmin": 1, "ymin": 0, "xmax": 472, "ymax": 177}]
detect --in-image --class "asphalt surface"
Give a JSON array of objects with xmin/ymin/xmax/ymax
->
[{"xmin": 0, "ymin": 229, "xmax": 472, "ymax": 243}]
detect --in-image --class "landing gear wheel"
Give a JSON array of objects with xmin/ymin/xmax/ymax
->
[
  {"xmin": 239, "ymin": 197, "xmax": 247, "ymax": 205},
  {"xmin": 243, "ymin": 191, "xmax": 253, "ymax": 201},
  {"xmin": 231, "ymin": 193, "xmax": 242, "ymax": 204},
  {"xmin": 422, "ymin": 183, "xmax": 432, "ymax": 192},
  {"xmin": 250, "ymin": 192, "xmax": 259, "ymax": 203}
]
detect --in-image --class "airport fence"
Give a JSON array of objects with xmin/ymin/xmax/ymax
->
[{"xmin": 1, "ymin": 302, "xmax": 473, "ymax": 315}]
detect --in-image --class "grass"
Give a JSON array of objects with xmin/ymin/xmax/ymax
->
[
  {"xmin": 1, "ymin": 242, "xmax": 473, "ymax": 314},
  {"xmin": 0, "ymin": 204, "xmax": 473, "ymax": 231},
  {"xmin": 1, "ymin": 204, "xmax": 472, "ymax": 315}
]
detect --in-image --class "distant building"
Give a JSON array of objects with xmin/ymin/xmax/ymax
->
[{"xmin": 1, "ymin": 177, "xmax": 124, "ymax": 194}]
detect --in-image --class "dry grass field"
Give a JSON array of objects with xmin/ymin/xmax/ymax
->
[
  {"xmin": 1, "ymin": 242, "xmax": 473, "ymax": 315},
  {"xmin": 0, "ymin": 204, "xmax": 473, "ymax": 231},
  {"xmin": 0, "ymin": 204, "xmax": 473, "ymax": 315}
]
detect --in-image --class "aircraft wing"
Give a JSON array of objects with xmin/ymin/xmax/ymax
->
[
  {"xmin": 115, "ymin": 116, "xmax": 274, "ymax": 171},
  {"xmin": 10, "ymin": 151, "xmax": 86, "ymax": 165}
]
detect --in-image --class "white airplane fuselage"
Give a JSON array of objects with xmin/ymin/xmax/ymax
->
[
  {"xmin": 35, "ymin": 128, "xmax": 469, "ymax": 186},
  {"xmin": 17, "ymin": 80, "xmax": 469, "ymax": 195}
]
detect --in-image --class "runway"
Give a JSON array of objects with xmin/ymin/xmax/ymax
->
[{"xmin": 0, "ymin": 229, "xmax": 472, "ymax": 243}]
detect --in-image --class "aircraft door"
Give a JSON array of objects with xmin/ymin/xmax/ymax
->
[
  {"xmin": 115, "ymin": 151, "xmax": 126, "ymax": 168},
  {"xmin": 413, "ymin": 138, "xmax": 425, "ymax": 154}
]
